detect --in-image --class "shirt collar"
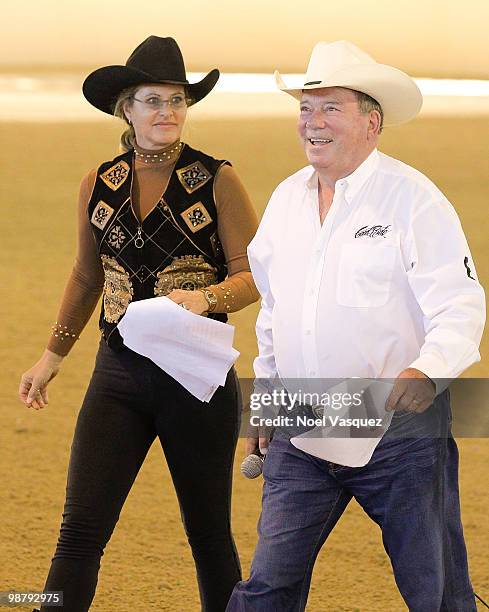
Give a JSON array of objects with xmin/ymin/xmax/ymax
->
[{"xmin": 305, "ymin": 148, "xmax": 379, "ymax": 203}]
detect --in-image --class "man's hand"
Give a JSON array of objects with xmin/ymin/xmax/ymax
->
[
  {"xmin": 246, "ymin": 424, "xmax": 273, "ymax": 456},
  {"xmin": 385, "ymin": 368, "xmax": 436, "ymax": 414}
]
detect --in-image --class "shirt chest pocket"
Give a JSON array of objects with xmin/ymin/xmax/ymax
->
[{"xmin": 336, "ymin": 243, "xmax": 397, "ymax": 308}]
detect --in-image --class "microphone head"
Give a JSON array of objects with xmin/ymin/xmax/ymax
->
[{"xmin": 240, "ymin": 453, "xmax": 264, "ymax": 479}]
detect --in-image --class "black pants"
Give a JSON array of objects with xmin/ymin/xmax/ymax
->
[{"xmin": 40, "ymin": 339, "xmax": 242, "ymax": 612}]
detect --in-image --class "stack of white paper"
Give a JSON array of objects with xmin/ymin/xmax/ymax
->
[{"xmin": 117, "ymin": 297, "xmax": 240, "ymax": 402}]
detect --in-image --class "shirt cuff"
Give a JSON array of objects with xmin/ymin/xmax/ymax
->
[{"xmin": 408, "ymin": 354, "xmax": 452, "ymax": 395}]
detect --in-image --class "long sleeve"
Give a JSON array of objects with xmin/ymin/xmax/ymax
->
[
  {"xmin": 206, "ymin": 164, "xmax": 260, "ymax": 313},
  {"xmin": 46, "ymin": 171, "xmax": 104, "ymax": 356},
  {"xmin": 405, "ymin": 198, "xmax": 486, "ymax": 390},
  {"xmin": 135, "ymin": 158, "xmax": 259, "ymax": 313},
  {"xmin": 247, "ymin": 201, "xmax": 279, "ymax": 380}
]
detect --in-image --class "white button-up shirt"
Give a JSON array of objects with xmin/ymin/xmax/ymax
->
[{"xmin": 249, "ymin": 149, "xmax": 485, "ymax": 460}]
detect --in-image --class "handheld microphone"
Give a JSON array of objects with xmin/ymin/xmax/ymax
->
[{"xmin": 240, "ymin": 449, "xmax": 266, "ymax": 479}]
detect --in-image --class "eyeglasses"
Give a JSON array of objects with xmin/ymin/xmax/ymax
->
[{"xmin": 132, "ymin": 94, "xmax": 190, "ymax": 111}]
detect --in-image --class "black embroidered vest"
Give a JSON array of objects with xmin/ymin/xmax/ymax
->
[{"xmin": 88, "ymin": 144, "xmax": 229, "ymax": 350}]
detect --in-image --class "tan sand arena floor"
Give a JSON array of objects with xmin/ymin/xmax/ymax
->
[{"xmin": 1, "ymin": 118, "xmax": 488, "ymax": 611}]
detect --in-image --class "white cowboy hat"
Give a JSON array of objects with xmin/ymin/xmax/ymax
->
[{"xmin": 275, "ymin": 40, "xmax": 422, "ymax": 126}]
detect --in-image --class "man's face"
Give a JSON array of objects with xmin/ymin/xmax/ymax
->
[{"xmin": 297, "ymin": 87, "xmax": 376, "ymax": 178}]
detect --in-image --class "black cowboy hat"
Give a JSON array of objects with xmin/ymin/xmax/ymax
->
[{"xmin": 82, "ymin": 36, "xmax": 220, "ymax": 115}]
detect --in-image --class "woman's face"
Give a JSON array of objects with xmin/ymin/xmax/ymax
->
[{"xmin": 124, "ymin": 83, "xmax": 188, "ymax": 150}]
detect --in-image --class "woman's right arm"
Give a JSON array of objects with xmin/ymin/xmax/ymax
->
[{"xmin": 18, "ymin": 171, "xmax": 105, "ymax": 410}]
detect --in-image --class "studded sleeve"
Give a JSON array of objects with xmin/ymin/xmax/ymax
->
[
  {"xmin": 46, "ymin": 170, "xmax": 105, "ymax": 356},
  {"xmin": 206, "ymin": 164, "xmax": 260, "ymax": 313}
]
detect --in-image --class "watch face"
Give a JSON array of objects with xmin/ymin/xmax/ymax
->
[{"xmin": 205, "ymin": 290, "xmax": 218, "ymax": 311}]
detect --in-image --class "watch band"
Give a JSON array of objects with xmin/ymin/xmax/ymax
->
[{"xmin": 199, "ymin": 288, "xmax": 218, "ymax": 313}]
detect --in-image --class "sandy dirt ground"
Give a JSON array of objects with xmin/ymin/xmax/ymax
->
[{"xmin": 1, "ymin": 117, "xmax": 488, "ymax": 611}]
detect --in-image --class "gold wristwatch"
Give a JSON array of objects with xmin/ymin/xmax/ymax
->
[{"xmin": 200, "ymin": 288, "xmax": 218, "ymax": 313}]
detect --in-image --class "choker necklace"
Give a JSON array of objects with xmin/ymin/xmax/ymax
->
[{"xmin": 134, "ymin": 142, "xmax": 183, "ymax": 163}]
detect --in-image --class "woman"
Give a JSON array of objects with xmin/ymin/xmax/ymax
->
[{"xmin": 19, "ymin": 36, "xmax": 259, "ymax": 612}]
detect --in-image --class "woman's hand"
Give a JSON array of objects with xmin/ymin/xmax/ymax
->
[
  {"xmin": 19, "ymin": 350, "xmax": 64, "ymax": 410},
  {"xmin": 166, "ymin": 289, "xmax": 209, "ymax": 315}
]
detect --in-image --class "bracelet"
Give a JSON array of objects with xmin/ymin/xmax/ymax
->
[{"xmin": 51, "ymin": 322, "xmax": 79, "ymax": 342}]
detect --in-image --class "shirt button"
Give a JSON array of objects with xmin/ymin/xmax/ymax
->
[
  {"xmin": 305, "ymin": 330, "xmax": 311, "ymax": 335},
  {"xmin": 309, "ymin": 370, "xmax": 316, "ymax": 376}
]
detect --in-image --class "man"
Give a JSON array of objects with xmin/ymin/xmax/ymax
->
[{"xmin": 227, "ymin": 41, "xmax": 485, "ymax": 611}]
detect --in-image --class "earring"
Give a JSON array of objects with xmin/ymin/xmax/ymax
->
[{"xmin": 127, "ymin": 118, "xmax": 132, "ymax": 125}]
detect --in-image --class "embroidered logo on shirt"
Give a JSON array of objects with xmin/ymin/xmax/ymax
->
[
  {"xmin": 180, "ymin": 202, "xmax": 213, "ymax": 233},
  {"xmin": 100, "ymin": 160, "xmax": 130, "ymax": 191},
  {"xmin": 176, "ymin": 161, "xmax": 212, "ymax": 193},
  {"xmin": 354, "ymin": 225, "xmax": 391, "ymax": 238},
  {"xmin": 107, "ymin": 225, "xmax": 126, "ymax": 249},
  {"xmin": 154, "ymin": 255, "xmax": 218, "ymax": 296},
  {"xmin": 464, "ymin": 256, "xmax": 476, "ymax": 280},
  {"xmin": 100, "ymin": 255, "xmax": 134, "ymax": 323},
  {"xmin": 91, "ymin": 200, "xmax": 115, "ymax": 230}
]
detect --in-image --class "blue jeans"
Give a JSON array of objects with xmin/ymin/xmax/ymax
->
[{"xmin": 227, "ymin": 392, "xmax": 476, "ymax": 611}]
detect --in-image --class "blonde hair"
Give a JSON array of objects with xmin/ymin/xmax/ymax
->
[
  {"xmin": 113, "ymin": 85, "xmax": 139, "ymax": 152},
  {"xmin": 113, "ymin": 84, "xmax": 193, "ymax": 152}
]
